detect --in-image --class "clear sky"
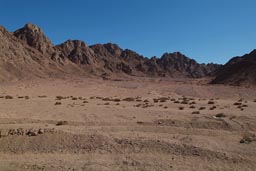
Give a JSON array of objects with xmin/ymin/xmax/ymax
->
[{"xmin": 0, "ymin": 0, "xmax": 256, "ymax": 64}]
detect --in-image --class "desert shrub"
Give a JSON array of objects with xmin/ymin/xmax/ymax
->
[
  {"xmin": 159, "ymin": 97, "xmax": 169, "ymax": 103},
  {"xmin": 18, "ymin": 96, "xmax": 24, "ymax": 99},
  {"xmin": 153, "ymin": 99, "xmax": 159, "ymax": 103},
  {"xmin": 5, "ymin": 95, "xmax": 13, "ymax": 99},
  {"xmin": 189, "ymin": 101, "xmax": 196, "ymax": 105},
  {"xmin": 38, "ymin": 95, "xmax": 47, "ymax": 98},
  {"xmin": 192, "ymin": 111, "xmax": 200, "ymax": 114},
  {"xmin": 104, "ymin": 102, "xmax": 110, "ymax": 105},
  {"xmin": 179, "ymin": 106, "xmax": 184, "ymax": 110},
  {"xmin": 181, "ymin": 101, "xmax": 188, "ymax": 104},
  {"xmin": 189, "ymin": 105, "xmax": 196, "ymax": 109},
  {"xmin": 242, "ymin": 104, "xmax": 248, "ymax": 108},
  {"xmin": 164, "ymin": 106, "xmax": 168, "ymax": 109},
  {"xmin": 113, "ymin": 98, "xmax": 121, "ymax": 102},
  {"xmin": 72, "ymin": 97, "xmax": 78, "ymax": 100},
  {"xmin": 174, "ymin": 101, "xmax": 180, "ymax": 104},
  {"xmin": 25, "ymin": 96, "xmax": 29, "ymax": 100},
  {"xmin": 210, "ymin": 106, "xmax": 217, "ymax": 110},
  {"xmin": 116, "ymin": 103, "xmax": 120, "ymax": 105},
  {"xmin": 233, "ymin": 102, "xmax": 242, "ymax": 106},
  {"xmin": 55, "ymin": 102, "xmax": 61, "ymax": 105},
  {"xmin": 199, "ymin": 107, "xmax": 206, "ymax": 110},
  {"xmin": 56, "ymin": 121, "xmax": 68, "ymax": 126},
  {"xmin": 135, "ymin": 104, "xmax": 142, "ymax": 107},
  {"xmin": 144, "ymin": 99, "xmax": 149, "ymax": 103},
  {"xmin": 122, "ymin": 97, "xmax": 135, "ymax": 102},
  {"xmin": 208, "ymin": 101, "xmax": 215, "ymax": 104},
  {"xmin": 214, "ymin": 113, "xmax": 225, "ymax": 118},
  {"xmin": 83, "ymin": 100, "xmax": 88, "ymax": 103},
  {"xmin": 0, "ymin": 96, "xmax": 3, "ymax": 98}
]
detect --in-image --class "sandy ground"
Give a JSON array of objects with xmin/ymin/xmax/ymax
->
[{"xmin": 0, "ymin": 77, "xmax": 256, "ymax": 171}]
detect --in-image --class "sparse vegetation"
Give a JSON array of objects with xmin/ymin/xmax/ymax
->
[
  {"xmin": 38, "ymin": 95, "xmax": 47, "ymax": 98},
  {"xmin": 214, "ymin": 113, "xmax": 225, "ymax": 118},
  {"xmin": 199, "ymin": 107, "xmax": 206, "ymax": 110},
  {"xmin": 56, "ymin": 121, "xmax": 68, "ymax": 126},
  {"xmin": 55, "ymin": 102, "xmax": 61, "ymax": 105},
  {"xmin": 5, "ymin": 95, "xmax": 13, "ymax": 99},
  {"xmin": 208, "ymin": 101, "xmax": 215, "ymax": 104},
  {"xmin": 210, "ymin": 106, "xmax": 217, "ymax": 110},
  {"xmin": 122, "ymin": 97, "xmax": 135, "ymax": 102},
  {"xmin": 233, "ymin": 102, "xmax": 242, "ymax": 106},
  {"xmin": 192, "ymin": 111, "xmax": 200, "ymax": 114},
  {"xmin": 179, "ymin": 106, "xmax": 184, "ymax": 110}
]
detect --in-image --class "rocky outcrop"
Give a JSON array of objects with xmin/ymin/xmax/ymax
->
[
  {"xmin": 13, "ymin": 23, "xmax": 54, "ymax": 54},
  {"xmin": 211, "ymin": 50, "xmax": 256, "ymax": 86}
]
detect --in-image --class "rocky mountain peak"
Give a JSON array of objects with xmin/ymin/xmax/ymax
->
[{"xmin": 13, "ymin": 23, "xmax": 54, "ymax": 54}]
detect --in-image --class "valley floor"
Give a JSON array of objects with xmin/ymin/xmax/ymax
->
[{"xmin": 0, "ymin": 77, "xmax": 256, "ymax": 171}]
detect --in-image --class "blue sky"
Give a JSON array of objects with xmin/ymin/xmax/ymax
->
[{"xmin": 0, "ymin": 0, "xmax": 256, "ymax": 64}]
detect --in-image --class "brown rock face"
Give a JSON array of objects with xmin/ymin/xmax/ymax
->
[
  {"xmin": 211, "ymin": 50, "xmax": 256, "ymax": 86},
  {"xmin": 13, "ymin": 23, "xmax": 54, "ymax": 54},
  {"xmin": 0, "ymin": 23, "xmax": 222, "ymax": 81}
]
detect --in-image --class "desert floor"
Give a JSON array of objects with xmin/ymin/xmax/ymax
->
[{"xmin": 0, "ymin": 77, "xmax": 256, "ymax": 171}]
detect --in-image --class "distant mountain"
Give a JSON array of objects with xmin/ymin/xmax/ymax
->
[
  {"xmin": 0, "ymin": 23, "xmax": 221, "ymax": 81},
  {"xmin": 211, "ymin": 50, "xmax": 256, "ymax": 87}
]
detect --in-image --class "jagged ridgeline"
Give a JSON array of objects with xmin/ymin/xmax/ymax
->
[{"xmin": 0, "ymin": 23, "xmax": 222, "ymax": 81}]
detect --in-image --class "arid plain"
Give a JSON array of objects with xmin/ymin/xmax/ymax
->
[{"xmin": 0, "ymin": 77, "xmax": 255, "ymax": 171}]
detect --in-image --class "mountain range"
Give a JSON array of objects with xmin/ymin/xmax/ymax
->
[{"xmin": 0, "ymin": 23, "xmax": 255, "ymax": 86}]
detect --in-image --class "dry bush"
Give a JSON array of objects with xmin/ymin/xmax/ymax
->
[
  {"xmin": 208, "ymin": 101, "xmax": 215, "ymax": 104},
  {"xmin": 189, "ymin": 101, "xmax": 196, "ymax": 105},
  {"xmin": 122, "ymin": 97, "xmax": 135, "ymax": 102},
  {"xmin": 18, "ymin": 96, "xmax": 24, "ymax": 99},
  {"xmin": 38, "ymin": 95, "xmax": 47, "ymax": 98},
  {"xmin": 153, "ymin": 99, "xmax": 159, "ymax": 103},
  {"xmin": 5, "ymin": 95, "xmax": 13, "ymax": 99},
  {"xmin": 214, "ymin": 113, "xmax": 225, "ymax": 118},
  {"xmin": 56, "ymin": 96, "xmax": 64, "ymax": 100},
  {"xmin": 56, "ymin": 121, "xmax": 68, "ymax": 126},
  {"xmin": 192, "ymin": 111, "xmax": 200, "ymax": 114},
  {"xmin": 55, "ymin": 102, "xmax": 61, "ymax": 105},
  {"xmin": 104, "ymin": 102, "xmax": 110, "ymax": 105},
  {"xmin": 233, "ymin": 102, "xmax": 242, "ymax": 106},
  {"xmin": 242, "ymin": 104, "xmax": 248, "ymax": 108},
  {"xmin": 179, "ymin": 106, "xmax": 184, "ymax": 110},
  {"xmin": 210, "ymin": 106, "xmax": 217, "ymax": 110},
  {"xmin": 199, "ymin": 107, "xmax": 206, "ymax": 110},
  {"xmin": 164, "ymin": 106, "xmax": 168, "ymax": 109},
  {"xmin": 83, "ymin": 100, "xmax": 88, "ymax": 103},
  {"xmin": 189, "ymin": 105, "xmax": 196, "ymax": 109}
]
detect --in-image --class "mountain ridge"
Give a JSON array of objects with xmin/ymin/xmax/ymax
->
[{"xmin": 0, "ymin": 23, "xmax": 222, "ymax": 82}]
